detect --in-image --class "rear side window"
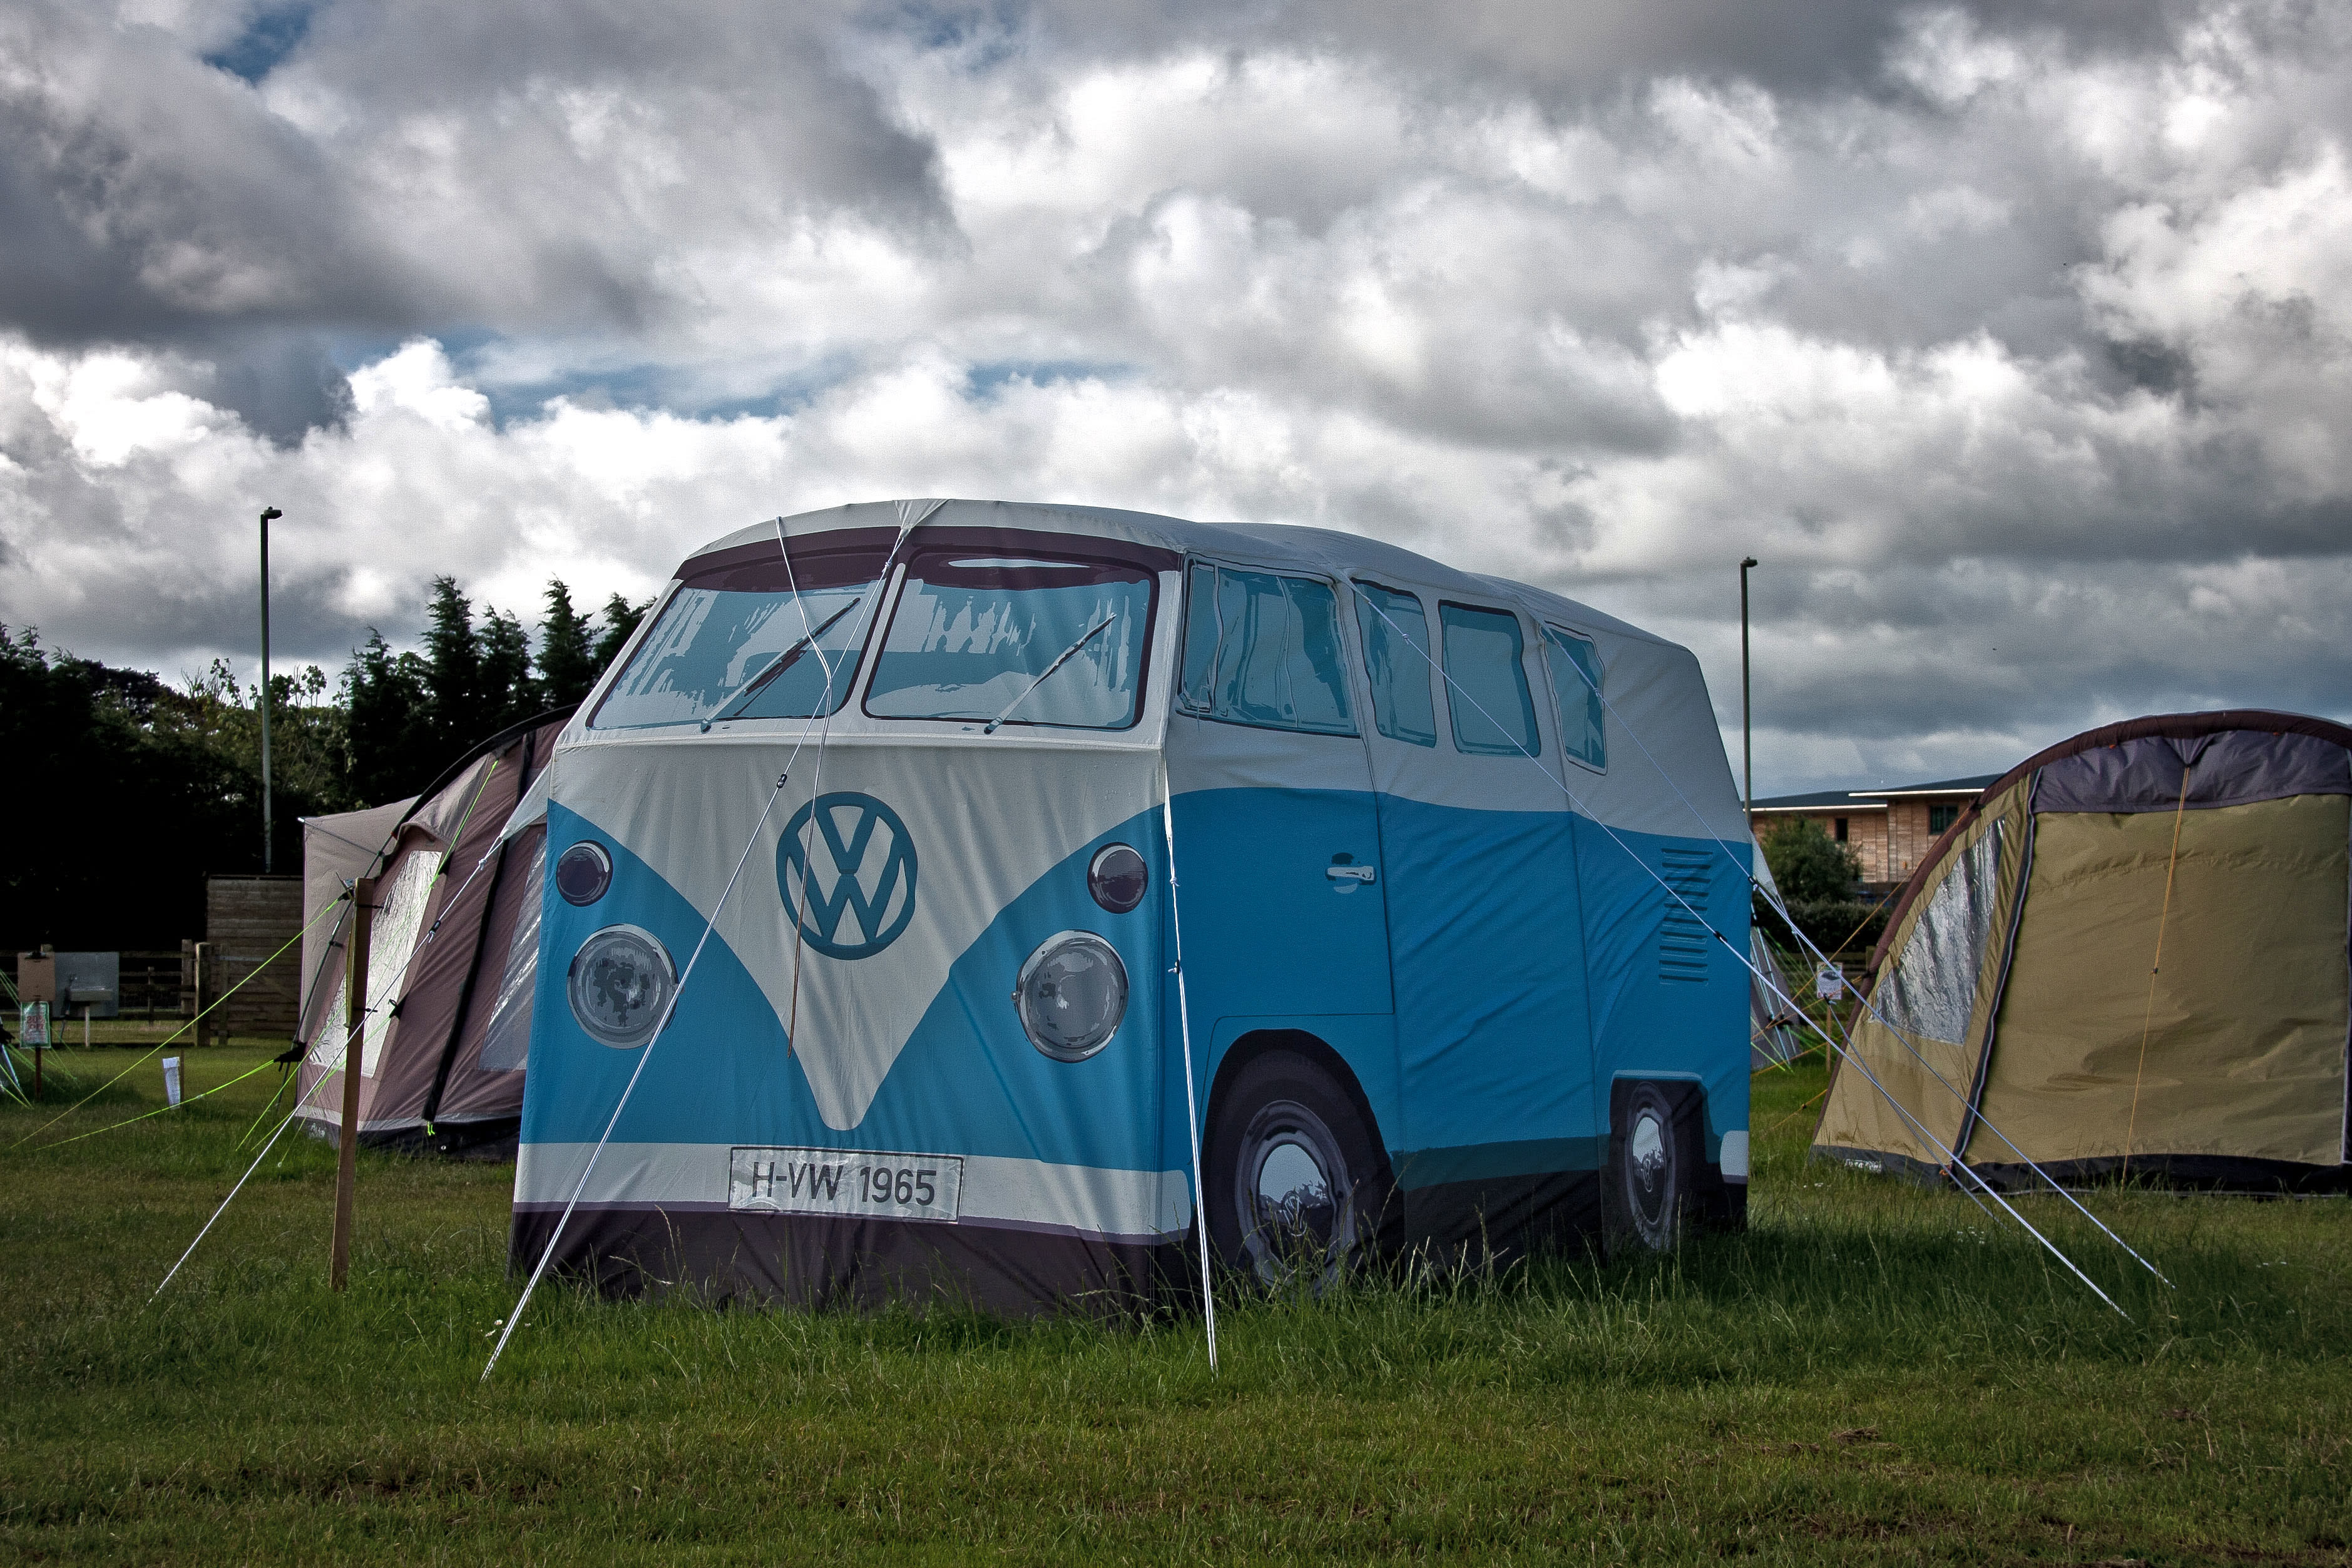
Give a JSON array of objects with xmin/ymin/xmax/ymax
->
[
  {"xmin": 1440, "ymin": 604, "xmax": 1539, "ymax": 758},
  {"xmin": 1543, "ymin": 628, "xmax": 1607, "ymax": 771},
  {"xmin": 1354, "ymin": 583, "xmax": 1436, "ymax": 746},
  {"xmin": 1176, "ymin": 564, "xmax": 1356, "ymax": 736}
]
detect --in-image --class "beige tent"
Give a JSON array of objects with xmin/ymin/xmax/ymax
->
[
  {"xmin": 295, "ymin": 708, "xmax": 571, "ymax": 1155},
  {"xmin": 1815, "ymin": 710, "xmax": 2351, "ymax": 1193}
]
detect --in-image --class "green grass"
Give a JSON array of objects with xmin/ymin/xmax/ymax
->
[{"xmin": 1, "ymin": 1045, "xmax": 2345, "ymax": 1564}]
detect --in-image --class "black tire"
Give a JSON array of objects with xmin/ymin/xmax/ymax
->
[
  {"xmin": 1605, "ymin": 1081, "xmax": 1699, "ymax": 1255},
  {"xmin": 1204, "ymin": 1051, "xmax": 1388, "ymax": 1291}
]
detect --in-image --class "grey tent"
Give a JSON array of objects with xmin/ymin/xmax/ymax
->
[{"xmin": 295, "ymin": 708, "xmax": 571, "ymax": 1154}]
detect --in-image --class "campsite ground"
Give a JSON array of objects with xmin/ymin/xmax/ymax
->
[{"xmin": 1, "ymin": 1042, "xmax": 2344, "ymax": 1565}]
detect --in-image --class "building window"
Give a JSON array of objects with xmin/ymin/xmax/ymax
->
[
  {"xmin": 1928, "ymin": 804, "xmax": 1959, "ymax": 835},
  {"xmin": 1834, "ymin": 817, "xmax": 1849, "ymax": 842}
]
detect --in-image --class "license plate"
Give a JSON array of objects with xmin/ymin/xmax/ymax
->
[{"xmin": 729, "ymin": 1146, "xmax": 963, "ymax": 1223}]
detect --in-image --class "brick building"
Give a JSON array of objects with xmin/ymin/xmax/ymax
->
[{"xmin": 1748, "ymin": 774, "xmax": 2000, "ymax": 890}]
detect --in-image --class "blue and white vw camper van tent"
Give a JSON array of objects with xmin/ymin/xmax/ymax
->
[{"xmin": 500, "ymin": 500, "xmax": 1760, "ymax": 1318}]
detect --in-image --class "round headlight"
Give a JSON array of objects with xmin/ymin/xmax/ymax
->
[
  {"xmin": 556, "ymin": 841, "xmax": 613, "ymax": 906},
  {"xmin": 1087, "ymin": 843, "xmax": 1148, "ymax": 914},
  {"xmin": 1013, "ymin": 931, "xmax": 1128, "ymax": 1062},
  {"xmin": 566, "ymin": 924, "xmax": 677, "ymax": 1049}
]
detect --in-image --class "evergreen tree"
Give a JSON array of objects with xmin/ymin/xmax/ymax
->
[
  {"xmin": 421, "ymin": 576, "xmax": 483, "ymax": 761},
  {"xmin": 341, "ymin": 629, "xmax": 434, "ymax": 803},
  {"xmin": 476, "ymin": 604, "xmax": 537, "ymax": 733},
  {"xmin": 536, "ymin": 579, "xmax": 598, "ymax": 708},
  {"xmin": 593, "ymin": 592, "xmax": 652, "ymax": 673}
]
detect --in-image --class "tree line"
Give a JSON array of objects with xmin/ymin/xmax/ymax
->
[{"xmin": 2, "ymin": 580, "xmax": 648, "ymax": 952}]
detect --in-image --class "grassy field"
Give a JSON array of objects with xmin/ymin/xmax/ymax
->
[{"xmin": 1, "ymin": 1041, "xmax": 2345, "ymax": 1564}]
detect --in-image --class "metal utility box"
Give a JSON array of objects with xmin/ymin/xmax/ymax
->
[{"xmin": 52, "ymin": 952, "xmax": 120, "ymax": 1019}]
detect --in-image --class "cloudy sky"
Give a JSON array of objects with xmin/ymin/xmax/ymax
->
[{"xmin": 3, "ymin": 0, "xmax": 2346, "ymax": 792}]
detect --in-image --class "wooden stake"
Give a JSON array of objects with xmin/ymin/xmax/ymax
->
[
  {"xmin": 329, "ymin": 878, "xmax": 372, "ymax": 1293},
  {"xmin": 192, "ymin": 942, "xmax": 210, "ymax": 1050}
]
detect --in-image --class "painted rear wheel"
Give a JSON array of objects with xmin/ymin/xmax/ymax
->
[
  {"xmin": 1608, "ymin": 1081, "xmax": 1693, "ymax": 1255},
  {"xmin": 1205, "ymin": 1052, "xmax": 1385, "ymax": 1291}
]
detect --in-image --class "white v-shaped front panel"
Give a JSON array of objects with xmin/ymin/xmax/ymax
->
[{"xmin": 550, "ymin": 736, "xmax": 1162, "ymax": 1129}]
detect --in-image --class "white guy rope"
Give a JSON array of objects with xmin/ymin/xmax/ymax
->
[
  {"xmin": 483, "ymin": 768, "xmax": 795, "ymax": 1380},
  {"xmin": 779, "ymin": 504, "xmax": 930, "ymax": 1054},
  {"xmin": 767, "ymin": 514, "xmax": 860, "ymax": 1055},
  {"xmin": 1158, "ymin": 778, "xmax": 1219, "ymax": 1372}
]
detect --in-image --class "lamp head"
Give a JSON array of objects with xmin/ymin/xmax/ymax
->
[
  {"xmin": 260, "ymin": 507, "xmax": 283, "ymax": 524},
  {"xmin": 1740, "ymin": 556, "xmax": 1759, "ymax": 569}
]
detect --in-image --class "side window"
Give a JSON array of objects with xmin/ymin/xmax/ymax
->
[
  {"xmin": 1175, "ymin": 564, "xmax": 1356, "ymax": 736},
  {"xmin": 1353, "ymin": 583, "xmax": 1436, "ymax": 746},
  {"xmin": 1440, "ymin": 603, "xmax": 1540, "ymax": 758},
  {"xmin": 1543, "ymin": 627, "xmax": 1607, "ymax": 771},
  {"xmin": 1177, "ymin": 562, "xmax": 1219, "ymax": 712}
]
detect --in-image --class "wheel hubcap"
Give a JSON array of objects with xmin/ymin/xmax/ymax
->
[
  {"xmin": 1235, "ymin": 1099, "xmax": 1357, "ymax": 1288},
  {"xmin": 1629, "ymin": 1106, "xmax": 1670, "ymax": 1232}
]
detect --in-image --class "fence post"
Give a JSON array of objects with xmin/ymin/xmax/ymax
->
[
  {"xmin": 193, "ymin": 942, "xmax": 212, "ymax": 1049},
  {"xmin": 329, "ymin": 879, "xmax": 372, "ymax": 1293}
]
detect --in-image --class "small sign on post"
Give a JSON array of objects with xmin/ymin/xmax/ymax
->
[
  {"xmin": 1815, "ymin": 963, "xmax": 1847, "ymax": 1002},
  {"xmin": 162, "ymin": 1055, "xmax": 184, "ymax": 1107}
]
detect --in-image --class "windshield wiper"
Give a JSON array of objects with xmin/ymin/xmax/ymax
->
[
  {"xmin": 700, "ymin": 599, "xmax": 859, "ymax": 731},
  {"xmin": 985, "ymin": 614, "xmax": 1117, "ymax": 734}
]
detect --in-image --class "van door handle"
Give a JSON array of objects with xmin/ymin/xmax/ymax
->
[{"xmin": 1326, "ymin": 864, "xmax": 1376, "ymax": 883}]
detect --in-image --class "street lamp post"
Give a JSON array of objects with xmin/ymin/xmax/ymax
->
[
  {"xmin": 1739, "ymin": 556, "xmax": 1759, "ymax": 829},
  {"xmin": 259, "ymin": 507, "xmax": 282, "ymax": 873}
]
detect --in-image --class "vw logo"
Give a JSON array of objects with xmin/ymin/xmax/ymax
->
[{"xmin": 777, "ymin": 793, "xmax": 918, "ymax": 960}]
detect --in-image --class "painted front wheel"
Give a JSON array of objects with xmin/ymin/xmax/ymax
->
[{"xmin": 1205, "ymin": 1052, "xmax": 1386, "ymax": 1291}]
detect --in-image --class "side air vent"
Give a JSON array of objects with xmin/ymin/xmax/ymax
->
[{"xmin": 1658, "ymin": 848, "xmax": 1714, "ymax": 984}]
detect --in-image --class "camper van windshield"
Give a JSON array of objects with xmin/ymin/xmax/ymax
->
[
  {"xmin": 590, "ymin": 578, "xmax": 880, "ymax": 730},
  {"xmin": 865, "ymin": 554, "xmax": 1156, "ymax": 730}
]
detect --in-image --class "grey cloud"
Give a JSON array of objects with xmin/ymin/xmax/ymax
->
[
  {"xmin": 1644, "ymin": 552, "xmax": 2352, "ymax": 758},
  {"xmin": 0, "ymin": 3, "xmax": 416, "ymax": 337},
  {"xmin": 0, "ymin": 0, "xmax": 953, "ymax": 424},
  {"xmin": 193, "ymin": 332, "xmax": 357, "ymax": 444},
  {"xmin": 977, "ymin": 0, "xmax": 2223, "ymax": 102}
]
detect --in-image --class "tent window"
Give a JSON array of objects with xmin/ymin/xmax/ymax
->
[
  {"xmin": 477, "ymin": 836, "xmax": 544, "ymax": 1072},
  {"xmin": 1177, "ymin": 563, "xmax": 1220, "ymax": 713},
  {"xmin": 1440, "ymin": 603, "xmax": 1540, "ymax": 758},
  {"xmin": 591, "ymin": 579, "xmax": 875, "ymax": 730},
  {"xmin": 1542, "ymin": 626, "xmax": 1607, "ymax": 771},
  {"xmin": 1175, "ymin": 564, "xmax": 1358, "ymax": 736},
  {"xmin": 1879, "ymin": 822, "xmax": 2003, "ymax": 1047},
  {"xmin": 865, "ymin": 552, "xmax": 1156, "ymax": 730},
  {"xmin": 309, "ymin": 845, "xmax": 439, "ymax": 1078},
  {"xmin": 1353, "ymin": 583, "xmax": 1436, "ymax": 746}
]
